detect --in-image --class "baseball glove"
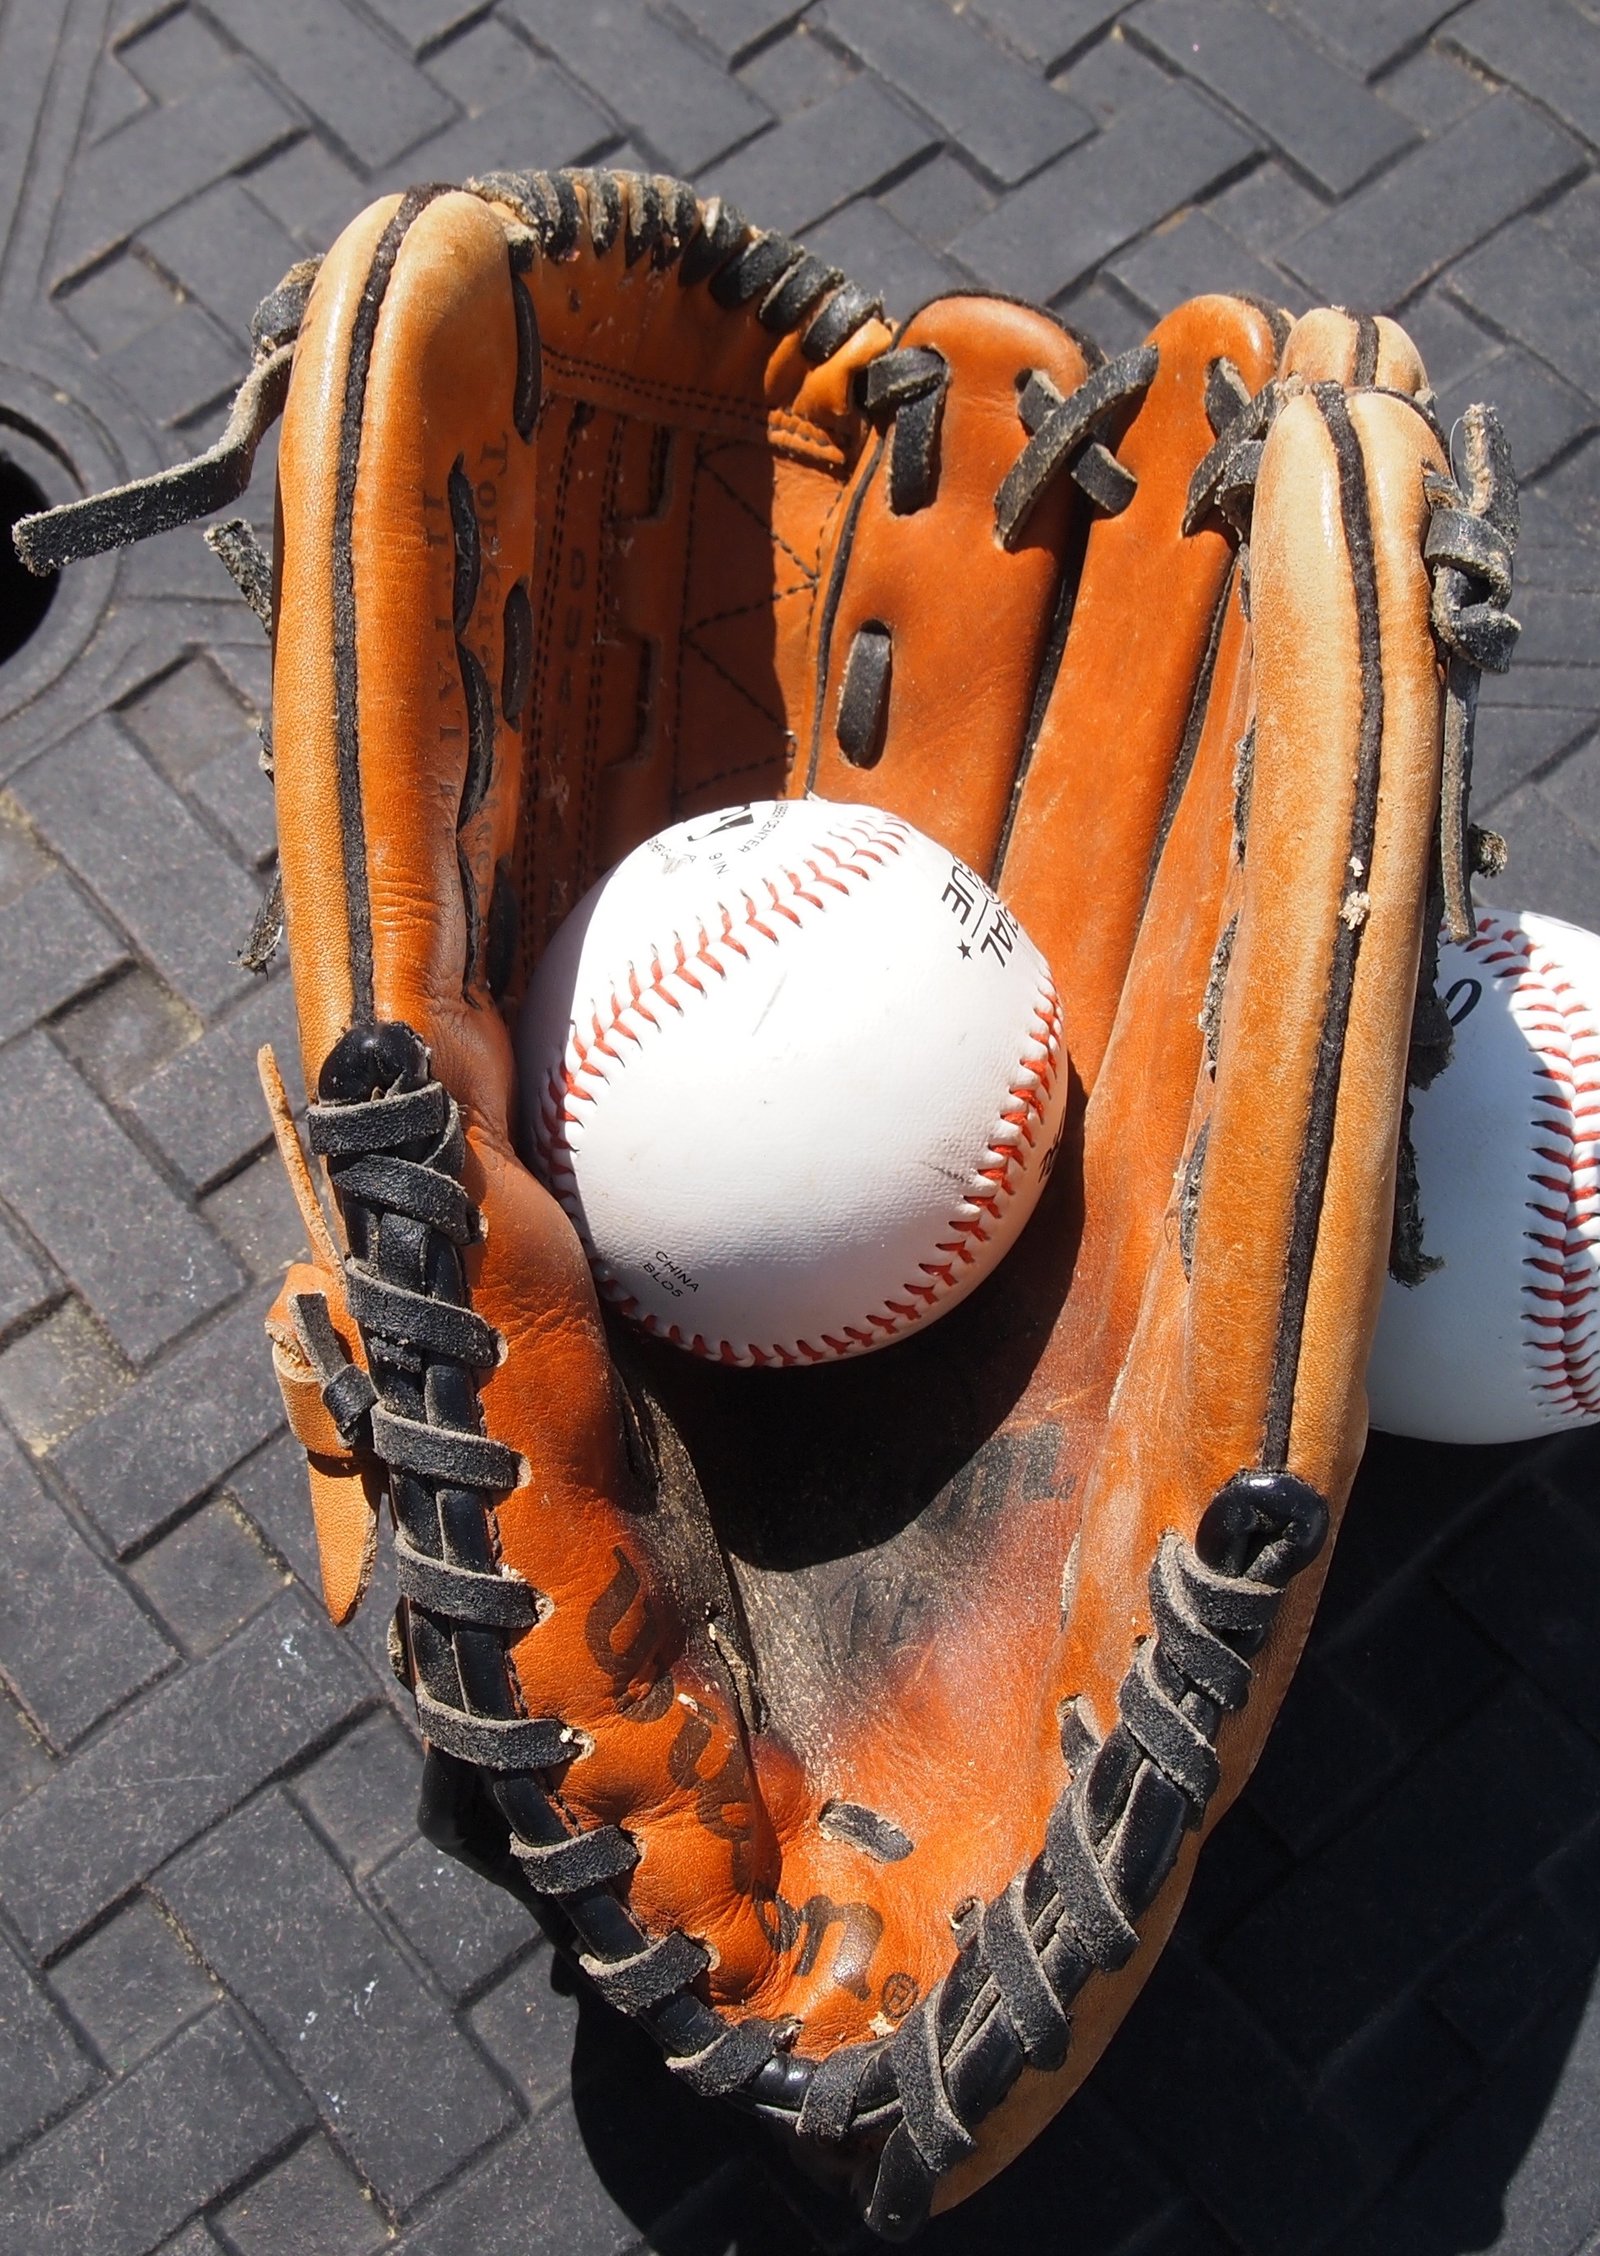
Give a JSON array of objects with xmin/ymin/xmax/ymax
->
[{"xmin": 17, "ymin": 169, "xmax": 1519, "ymax": 2235}]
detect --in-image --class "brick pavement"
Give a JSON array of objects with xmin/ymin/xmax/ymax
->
[{"xmin": 2, "ymin": 2, "xmax": 1600, "ymax": 2249}]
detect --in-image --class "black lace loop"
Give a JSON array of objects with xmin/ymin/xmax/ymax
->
[
  {"xmin": 994, "ymin": 343, "xmax": 1158, "ymax": 549},
  {"xmin": 862, "ymin": 344, "xmax": 950, "ymax": 515},
  {"xmin": 1425, "ymin": 402, "xmax": 1520, "ymax": 965}
]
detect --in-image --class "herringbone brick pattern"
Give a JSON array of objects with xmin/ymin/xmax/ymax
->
[{"xmin": 2, "ymin": 3, "xmax": 1599, "ymax": 2249}]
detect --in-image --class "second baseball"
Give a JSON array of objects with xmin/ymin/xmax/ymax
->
[{"xmin": 517, "ymin": 800, "xmax": 1067, "ymax": 1365}]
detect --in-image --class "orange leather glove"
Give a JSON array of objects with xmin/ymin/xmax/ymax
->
[{"xmin": 16, "ymin": 167, "xmax": 1518, "ymax": 2237}]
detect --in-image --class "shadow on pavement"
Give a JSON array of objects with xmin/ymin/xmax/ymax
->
[{"xmin": 567, "ymin": 1423, "xmax": 1600, "ymax": 2254}]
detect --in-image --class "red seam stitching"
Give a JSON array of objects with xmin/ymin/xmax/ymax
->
[
  {"xmin": 1460, "ymin": 915, "xmax": 1600, "ymax": 1417},
  {"xmin": 531, "ymin": 821, "xmax": 1062, "ymax": 1365}
]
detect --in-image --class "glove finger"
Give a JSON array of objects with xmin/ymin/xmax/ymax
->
[
  {"xmin": 997, "ymin": 294, "xmax": 1286, "ymax": 1090},
  {"xmin": 930, "ymin": 366, "xmax": 1450, "ymax": 2218},
  {"xmin": 1064, "ymin": 382, "xmax": 1445, "ymax": 1850},
  {"xmin": 1281, "ymin": 305, "xmax": 1429, "ymax": 394},
  {"xmin": 798, "ymin": 296, "xmax": 1090, "ymax": 871}
]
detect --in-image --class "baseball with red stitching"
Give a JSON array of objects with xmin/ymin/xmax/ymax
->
[
  {"xmin": 1369, "ymin": 906, "xmax": 1600, "ymax": 1443},
  {"xmin": 517, "ymin": 798, "xmax": 1067, "ymax": 1366}
]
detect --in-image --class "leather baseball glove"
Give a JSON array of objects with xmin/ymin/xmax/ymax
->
[{"xmin": 18, "ymin": 168, "xmax": 1518, "ymax": 2235}]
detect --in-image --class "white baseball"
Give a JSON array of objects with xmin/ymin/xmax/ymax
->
[
  {"xmin": 1368, "ymin": 907, "xmax": 1600, "ymax": 1443},
  {"xmin": 516, "ymin": 800, "xmax": 1066, "ymax": 1365}
]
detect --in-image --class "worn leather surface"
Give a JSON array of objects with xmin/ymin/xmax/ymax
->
[{"xmin": 264, "ymin": 179, "xmax": 1452, "ymax": 2200}]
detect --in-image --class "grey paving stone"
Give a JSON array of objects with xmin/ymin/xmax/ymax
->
[
  {"xmin": 950, "ymin": 78, "xmax": 1260, "ymax": 303},
  {"xmin": 1439, "ymin": 1486, "xmax": 1600, "ymax": 1743},
  {"xmin": 139, "ymin": 179, "xmax": 305, "ymax": 346},
  {"xmin": 1448, "ymin": 346, "xmax": 1597, "ymax": 484},
  {"xmin": 369, "ymin": 62, "xmax": 614, "ymax": 194},
  {"xmin": 1472, "ymin": 708, "xmax": 1594, "ymax": 812},
  {"xmin": 1095, "ymin": 1946, "xmax": 1368, "ymax": 2249},
  {"xmin": 389, "ymin": 2101, "xmax": 641, "ymax": 2255},
  {"xmin": 966, "ymin": 0, "xmax": 1123, "ymax": 68},
  {"xmin": 1380, "ymin": 43, "xmax": 1492, "ymax": 131},
  {"xmin": 1545, "ymin": 171, "xmax": 1600, "ymax": 277},
  {"xmin": 736, "ymin": 19, "xmax": 857, "ymax": 117},
  {"xmin": 1057, "ymin": 273, "xmax": 1171, "ymax": 356},
  {"xmin": 1329, "ymin": 1439, "xmax": 1537, "ymax": 1625},
  {"xmin": 0, "ymin": 795, "xmax": 54, "ymax": 908},
  {"xmin": 0, "ymin": 1590, "xmax": 371, "ymax": 1955},
  {"xmin": 214, "ymin": 2132, "xmax": 387, "ymax": 2256},
  {"xmin": 504, "ymin": 0, "xmax": 771, "ymax": 173},
  {"xmin": 52, "ymin": 966, "xmax": 201, "ymax": 1104},
  {"xmin": 1174, "ymin": 1797, "xmax": 1293, "ymax": 1947},
  {"xmin": 202, "ymin": 1151, "xmax": 307, "ymax": 1288},
  {"xmin": 129, "ymin": 1497, "xmax": 285, "ymax": 1657},
  {"xmin": 159, "ymin": 1792, "xmax": 517, "ymax": 2210},
  {"xmin": 1317, "ymin": 1996, "xmax": 1479, "ymax": 2178},
  {"xmin": 1279, "ymin": 0, "xmax": 1460, "ymax": 75},
  {"xmin": 203, "ymin": 0, "xmax": 457, "ymax": 172},
  {"xmin": 1543, "ymin": 733, "xmax": 1600, "ymax": 846},
  {"xmin": 1057, "ymin": 23, "xmax": 1171, "ymax": 121},
  {"xmin": 1214, "ymin": 1683, "xmax": 1600, "ymax": 2065},
  {"xmin": 908, "ymin": 2081, "xmax": 1178, "ymax": 2249},
  {"xmin": 1329, "ymin": 1575, "xmax": 1504, "ymax": 1774},
  {"xmin": 118, "ymin": 6, "xmax": 235, "ymax": 100},
  {"xmin": 12, "ymin": 718, "xmax": 262, "ymax": 1016},
  {"xmin": 225, "ymin": 1431, "xmax": 322, "ymax": 1594},
  {"xmin": 421, "ymin": 10, "xmax": 549, "ymax": 111},
  {"xmin": 0, "ymin": 2006, "xmax": 308, "ymax": 2256},
  {"xmin": 49, "ymin": 59, "xmax": 299, "ymax": 282},
  {"xmin": 469, "ymin": 1945, "xmax": 582, "ymax": 2111},
  {"xmin": 880, "ymin": 150, "xmax": 996, "ymax": 248},
  {"xmin": 0, "ymin": 1210, "xmax": 51, "ymax": 1342},
  {"xmin": 1128, "ymin": 0, "xmax": 1415, "ymax": 195},
  {"xmin": 1376, "ymin": 1987, "xmax": 1600, "ymax": 2256},
  {"xmin": 0, "ymin": 1035, "xmax": 242, "ymax": 1364},
  {"xmin": 124, "ymin": 974, "xmax": 303, "ymax": 1192},
  {"xmin": 1110, "ymin": 206, "xmax": 1306, "ymax": 319},
  {"xmin": 1451, "ymin": 216, "xmax": 1600, "ymax": 402},
  {"xmin": 1448, "ymin": 0, "xmax": 1600, "ymax": 150},
  {"xmin": 1239, "ymin": 1657, "xmax": 1403, "ymax": 1855},
  {"xmin": 1427, "ymin": 1890, "xmax": 1592, "ymax": 2064},
  {"xmin": 49, "ymin": 1893, "xmax": 218, "ymax": 2075},
  {"xmin": 291, "ymin": 1709, "xmax": 422, "ymax": 1877},
  {"xmin": 1401, "ymin": 285, "xmax": 1499, "ymax": 395},
  {"xmin": 0, "ymin": 867, "xmax": 124, "ymax": 1044},
  {"xmin": 52, "ymin": 1294, "xmax": 287, "ymax": 1553},
  {"xmin": 0, "ymin": 1690, "xmax": 53, "ymax": 1818},
  {"xmin": 365, "ymin": 0, "xmax": 488, "ymax": 55},
  {"xmin": 0, "ymin": 1934, "xmax": 96, "ymax": 2153},
  {"xmin": 821, "ymin": 0, "xmax": 1094, "ymax": 184},
  {"xmin": 1488, "ymin": 776, "xmax": 1600, "ymax": 926},
  {"xmin": 673, "ymin": 0, "xmax": 809, "ymax": 62},
  {"xmin": 1284, "ymin": 94, "xmax": 1585, "ymax": 311},
  {"xmin": 1503, "ymin": 584, "xmax": 1600, "ymax": 677},
  {"xmin": 238, "ymin": 133, "xmax": 365, "ymax": 244},
  {"xmin": 805, "ymin": 196, "xmax": 958, "ymax": 317},
  {"xmin": 0, "ymin": 1423, "xmax": 172, "ymax": 1746},
  {"xmin": 81, "ymin": 47, "xmax": 152, "ymax": 146},
  {"xmin": 1204, "ymin": 157, "xmax": 1337, "ymax": 256},
  {"xmin": 701, "ymin": 71, "xmax": 937, "ymax": 235},
  {"xmin": 368, "ymin": 1832, "xmax": 537, "ymax": 2000},
  {"xmin": 100, "ymin": 302, "xmax": 243, "ymax": 428},
  {"xmin": 0, "ymin": 1298, "xmax": 131, "ymax": 1456},
  {"xmin": 172, "ymin": 748, "xmax": 273, "ymax": 870},
  {"xmin": 157, "ymin": 2226, "xmax": 225, "ymax": 2256},
  {"xmin": 1128, "ymin": 2207, "xmax": 1235, "ymax": 2256}
]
